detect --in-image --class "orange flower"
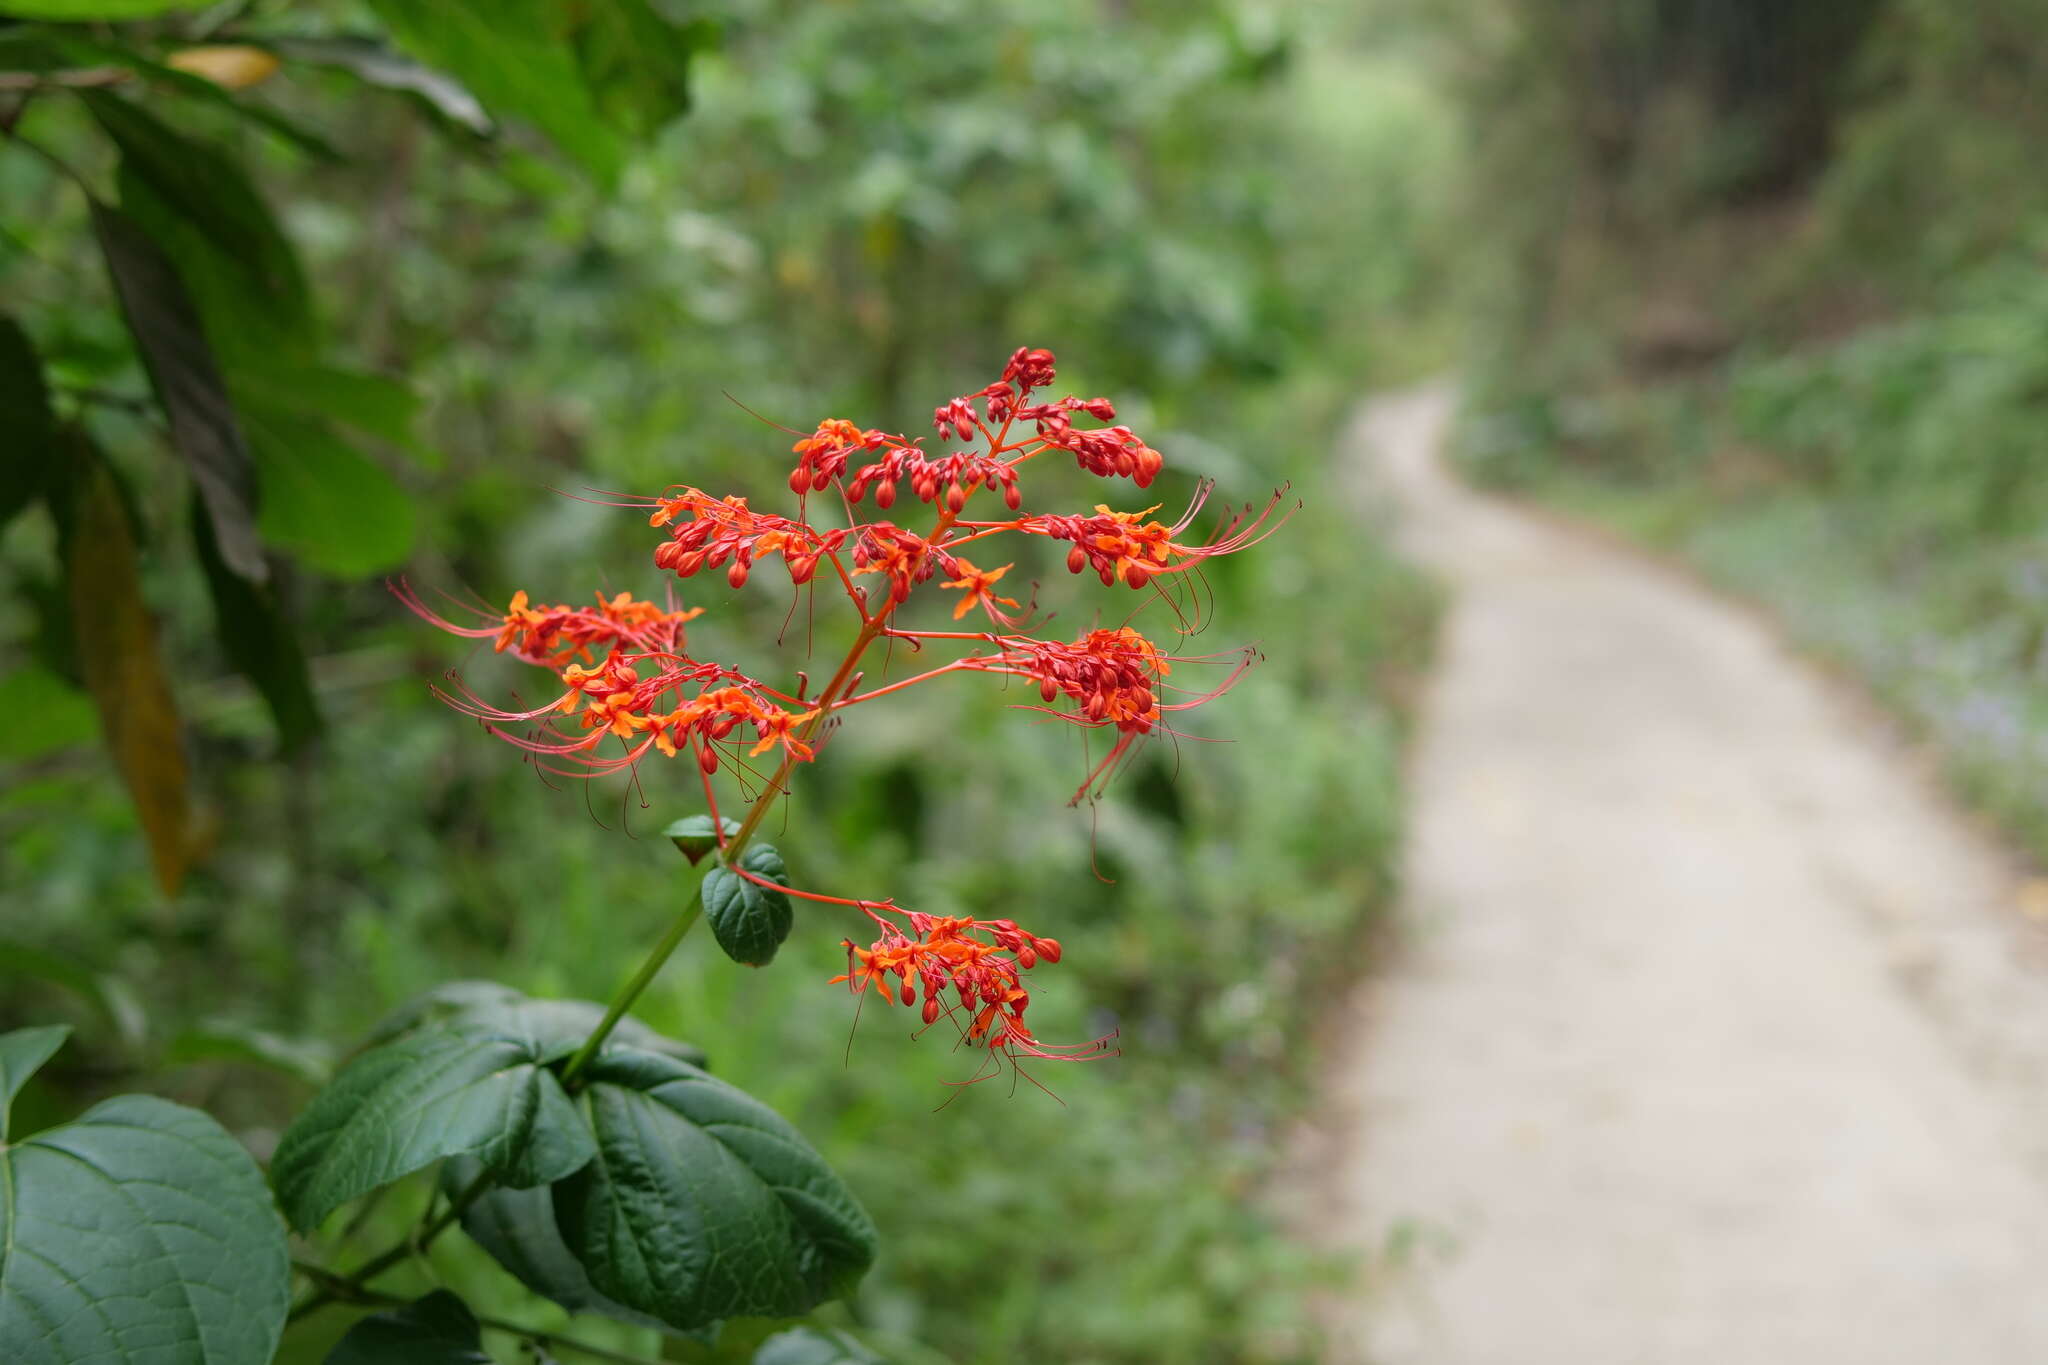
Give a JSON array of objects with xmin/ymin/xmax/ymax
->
[{"xmin": 939, "ymin": 559, "xmax": 1021, "ymax": 621}]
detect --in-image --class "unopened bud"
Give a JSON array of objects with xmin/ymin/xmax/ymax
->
[{"xmin": 1066, "ymin": 546, "xmax": 1088, "ymax": 574}]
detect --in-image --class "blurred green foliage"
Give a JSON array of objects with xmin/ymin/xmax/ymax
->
[
  {"xmin": 1443, "ymin": 1, "xmax": 2048, "ymax": 862},
  {"xmin": 2, "ymin": 1, "xmax": 1453, "ymax": 1360}
]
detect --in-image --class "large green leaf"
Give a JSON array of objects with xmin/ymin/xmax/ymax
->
[
  {"xmin": 190, "ymin": 492, "xmax": 321, "ymax": 752},
  {"xmin": 570, "ymin": 0, "xmax": 707, "ymax": 140},
  {"xmin": 238, "ymin": 397, "xmax": 416, "ymax": 577},
  {"xmin": 368, "ymin": 0, "xmax": 623, "ymax": 183},
  {"xmin": 57, "ymin": 439, "xmax": 194, "ymax": 894},
  {"xmin": 83, "ymin": 90, "xmax": 307, "ymax": 316},
  {"xmin": 89, "ymin": 201, "xmax": 267, "ymax": 583},
  {"xmin": 0, "ymin": 316, "xmax": 53, "ymax": 532},
  {"xmin": 0, "ymin": 1026, "xmax": 290, "ymax": 1365},
  {"xmin": 554, "ymin": 1047, "xmax": 877, "ymax": 1331},
  {"xmin": 442, "ymin": 1159, "xmax": 675, "ymax": 1333},
  {"xmin": 323, "ymin": 1291, "xmax": 492, "ymax": 1365},
  {"xmin": 0, "ymin": 670, "xmax": 96, "ymax": 762},
  {"xmin": 270, "ymin": 1022, "xmax": 597, "ymax": 1233},
  {"xmin": 702, "ymin": 844, "xmax": 794, "ymax": 966}
]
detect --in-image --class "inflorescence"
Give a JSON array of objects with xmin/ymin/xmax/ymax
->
[{"xmin": 401, "ymin": 347, "xmax": 1289, "ymax": 1086}]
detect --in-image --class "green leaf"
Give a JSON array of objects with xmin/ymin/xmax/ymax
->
[
  {"xmin": 88, "ymin": 199, "xmax": 267, "ymax": 583},
  {"xmin": 665, "ymin": 814, "xmax": 741, "ymax": 865},
  {"xmin": 226, "ymin": 359, "xmax": 438, "ymax": 467},
  {"xmin": 268, "ymin": 36, "xmax": 492, "ymax": 137},
  {"xmin": 0, "ymin": 1024, "xmax": 70, "ymax": 1136},
  {"xmin": 754, "ymin": 1327, "xmax": 887, "ymax": 1365},
  {"xmin": 56, "ymin": 438, "xmax": 194, "ymax": 894},
  {"xmin": 365, "ymin": 981, "xmax": 708, "ymax": 1069},
  {"xmin": 0, "ymin": 670, "xmax": 98, "ymax": 761},
  {"xmin": 0, "ymin": 1060, "xmax": 290, "ymax": 1363},
  {"xmin": 702, "ymin": 844, "xmax": 793, "ymax": 966},
  {"xmin": 555, "ymin": 1046, "xmax": 877, "ymax": 1332},
  {"xmin": 570, "ymin": 0, "xmax": 707, "ymax": 140},
  {"xmin": 191, "ymin": 492, "xmax": 321, "ymax": 752},
  {"xmin": 239, "ymin": 397, "xmax": 416, "ymax": 577},
  {"xmin": 0, "ymin": 1, "xmax": 212, "ymax": 16},
  {"xmin": 270, "ymin": 1023, "xmax": 597, "ymax": 1233},
  {"xmin": 368, "ymin": 0, "xmax": 623, "ymax": 183},
  {"xmin": 323, "ymin": 1290, "xmax": 491, "ymax": 1365},
  {"xmin": 442, "ymin": 1159, "xmax": 676, "ymax": 1333},
  {"xmin": 83, "ymin": 90, "xmax": 308, "ymax": 318},
  {"xmin": 0, "ymin": 316, "xmax": 54, "ymax": 533}
]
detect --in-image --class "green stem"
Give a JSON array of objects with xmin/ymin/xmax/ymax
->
[
  {"xmin": 289, "ymin": 1260, "xmax": 672, "ymax": 1364},
  {"xmin": 285, "ymin": 1169, "xmax": 487, "ymax": 1323},
  {"xmin": 558, "ymin": 881, "xmax": 705, "ymax": 1089}
]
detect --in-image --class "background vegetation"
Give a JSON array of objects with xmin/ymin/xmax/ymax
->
[
  {"xmin": 2, "ymin": 2, "xmax": 1451, "ymax": 1361},
  {"xmin": 1437, "ymin": 0, "xmax": 2048, "ymax": 860}
]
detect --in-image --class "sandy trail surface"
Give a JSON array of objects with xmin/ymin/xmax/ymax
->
[{"xmin": 1315, "ymin": 387, "xmax": 2048, "ymax": 1364}]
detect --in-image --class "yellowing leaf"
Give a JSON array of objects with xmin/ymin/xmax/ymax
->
[
  {"xmin": 165, "ymin": 45, "xmax": 281, "ymax": 91},
  {"xmin": 62, "ymin": 444, "xmax": 193, "ymax": 896}
]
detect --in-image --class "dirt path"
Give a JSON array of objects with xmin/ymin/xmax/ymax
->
[{"xmin": 1315, "ymin": 387, "xmax": 2048, "ymax": 1363}]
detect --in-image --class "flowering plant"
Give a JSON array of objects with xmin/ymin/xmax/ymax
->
[
  {"xmin": 0, "ymin": 349, "xmax": 1282, "ymax": 1361},
  {"xmin": 402, "ymin": 344, "xmax": 1284, "ymax": 1089}
]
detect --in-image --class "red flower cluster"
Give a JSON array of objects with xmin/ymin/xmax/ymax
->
[{"xmin": 402, "ymin": 346, "xmax": 1286, "ymax": 1084}]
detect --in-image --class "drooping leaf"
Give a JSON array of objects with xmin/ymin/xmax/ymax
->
[
  {"xmin": 323, "ymin": 1290, "xmax": 492, "ymax": 1365},
  {"xmin": 191, "ymin": 493, "xmax": 321, "ymax": 752},
  {"xmin": 665, "ymin": 813, "xmax": 741, "ymax": 865},
  {"xmin": 753, "ymin": 1327, "xmax": 887, "ymax": 1365},
  {"xmin": 442, "ymin": 1158, "xmax": 676, "ymax": 1334},
  {"xmin": 238, "ymin": 396, "xmax": 416, "ymax": 577},
  {"xmin": 267, "ymin": 36, "xmax": 493, "ymax": 136},
  {"xmin": 569, "ymin": 0, "xmax": 707, "ymax": 140},
  {"xmin": 0, "ymin": 1029, "xmax": 290, "ymax": 1365},
  {"xmin": 84, "ymin": 90, "xmax": 306, "ymax": 306},
  {"xmin": 83, "ymin": 90, "xmax": 308, "ymax": 316},
  {"xmin": 702, "ymin": 843, "xmax": 793, "ymax": 966},
  {"xmin": 270, "ymin": 1022, "xmax": 597, "ymax": 1233},
  {"xmin": 0, "ymin": 1024, "xmax": 70, "ymax": 1134},
  {"xmin": 0, "ymin": 315, "xmax": 53, "ymax": 532},
  {"xmin": 554, "ymin": 1047, "xmax": 877, "ymax": 1332},
  {"xmin": 57, "ymin": 440, "xmax": 193, "ymax": 894},
  {"xmin": 88, "ymin": 199, "xmax": 266, "ymax": 583},
  {"xmin": 368, "ymin": 0, "xmax": 623, "ymax": 183}
]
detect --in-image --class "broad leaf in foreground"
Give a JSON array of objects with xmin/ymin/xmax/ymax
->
[
  {"xmin": 323, "ymin": 1290, "xmax": 491, "ymax": 1365},
  {"xmin": 442, "ymin": 1159, "xmax": 674, "ymax": 1333},
  {"xmin": 555, "ymin": 1047, "xmax": 877, "ymax": 1330},
  {"xmin": 271, "ymin": 1021, "xmax": 596, "ymax": 1232},
  {"xmin": 0, "ymin": 1026, "xmax": 289, "ymax": 1365}
]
